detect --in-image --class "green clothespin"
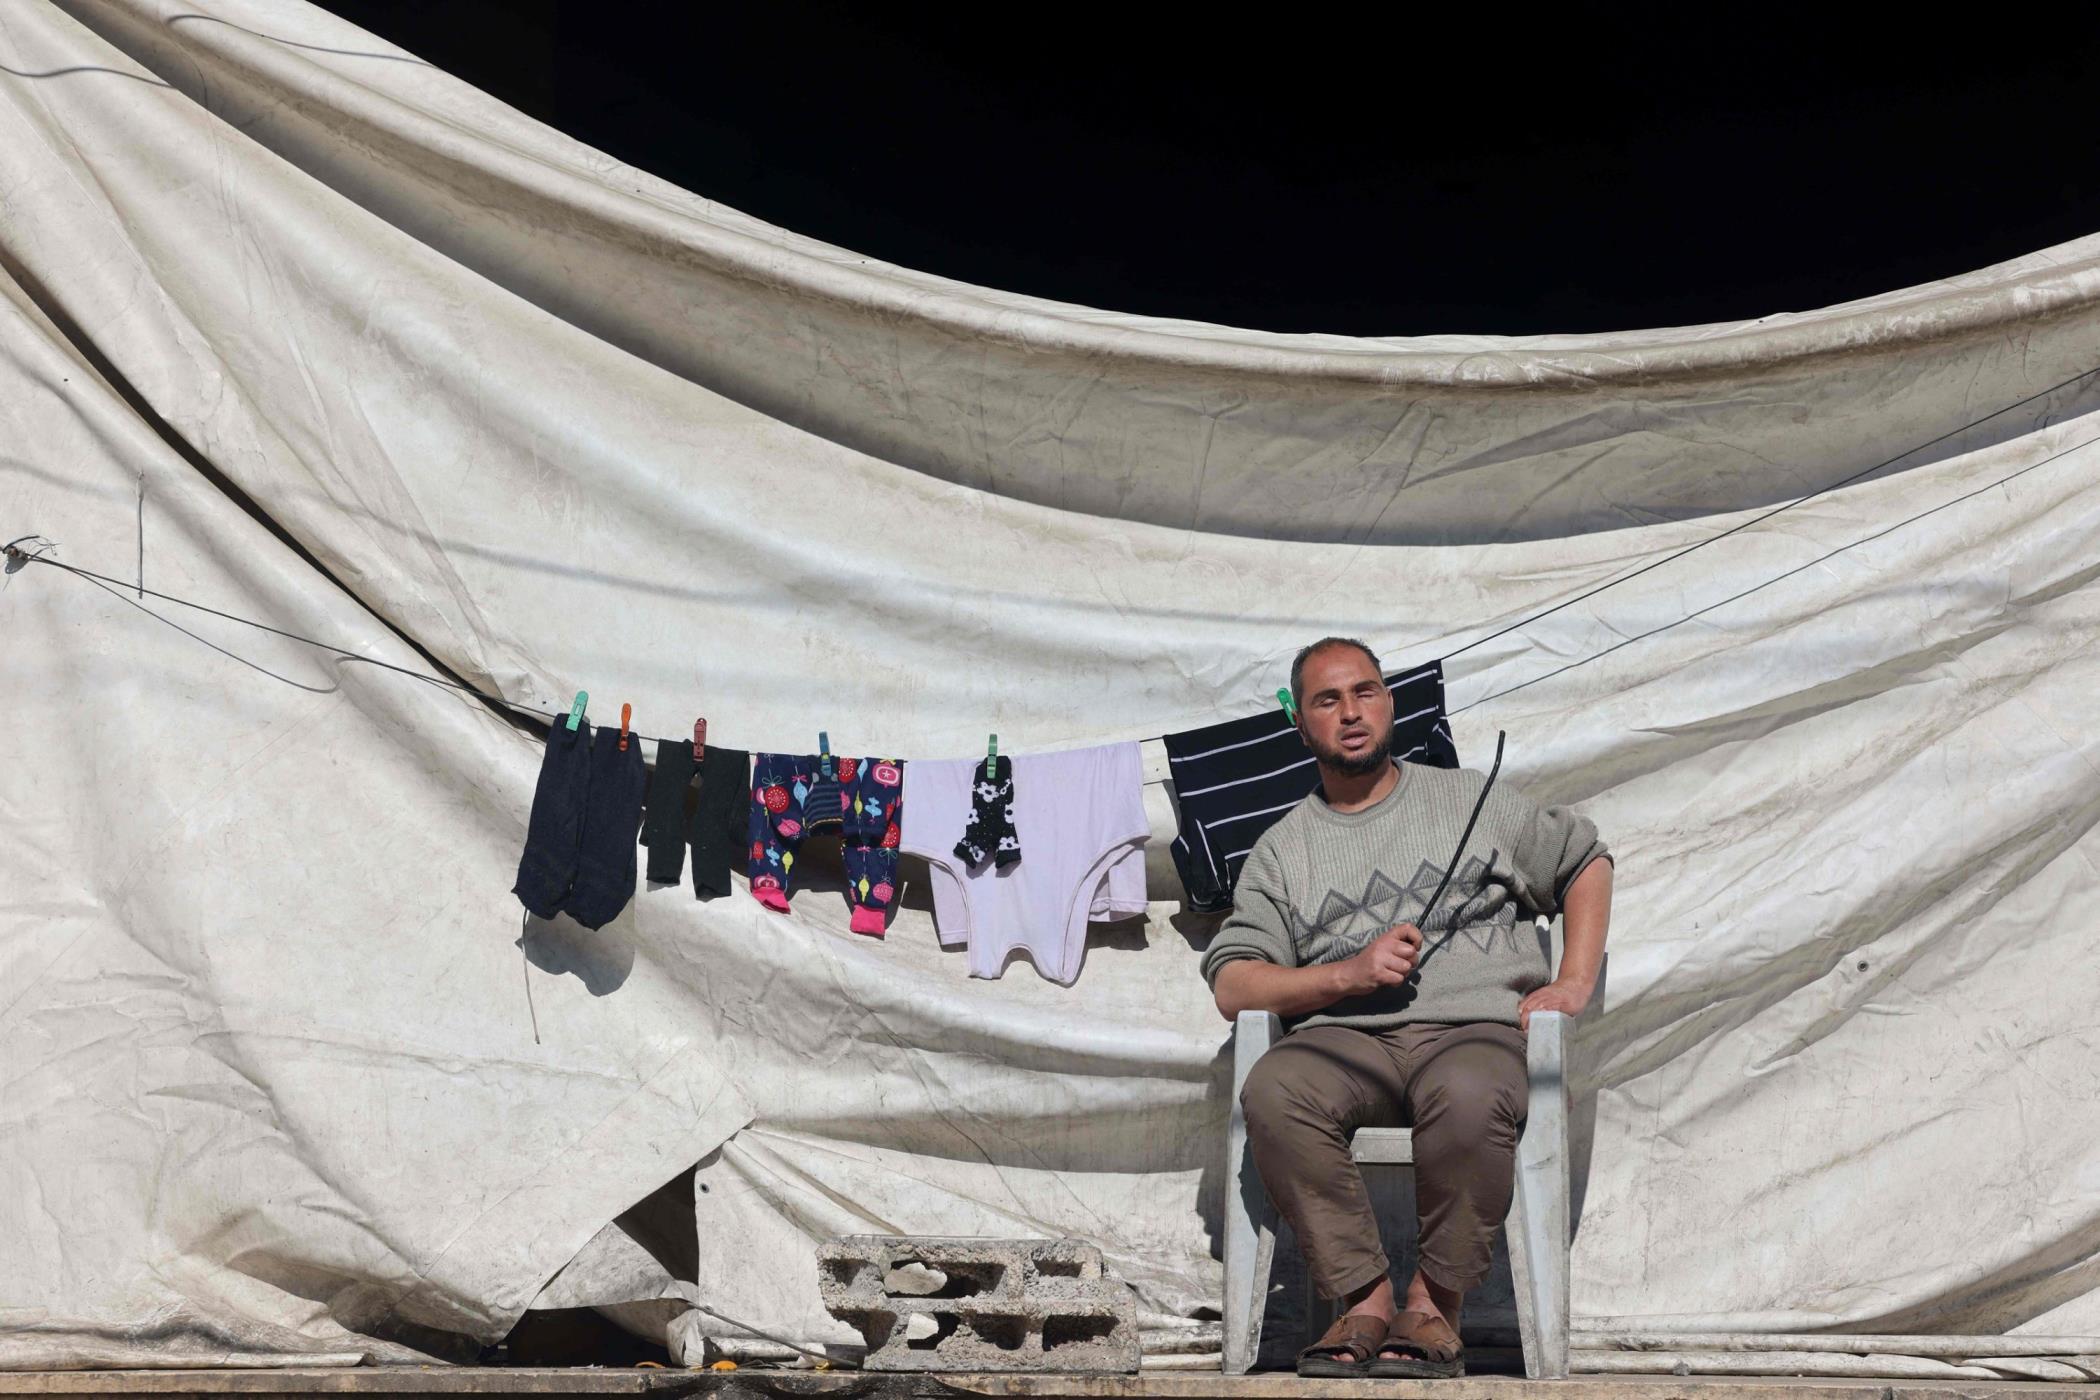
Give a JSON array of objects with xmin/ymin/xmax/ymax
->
[
  {"xmin": 566, "ymin": 691, "xmax": 588, "ymax": 731},
  {"xmin": 819, "ymin": 730, "xmax": 833, "ymax": 778},
  {"xmin": 988, "ymin": 733, "xmax": 998, "ymax": 764},
  {"xmin": 1276, "ymin": 688, "xmax": 1298, "ymax": 725}
]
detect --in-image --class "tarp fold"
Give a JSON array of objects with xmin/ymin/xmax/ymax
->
[{"xmin": 3, "ymin": 0, "xmax": 2098, "ymax": 1368}]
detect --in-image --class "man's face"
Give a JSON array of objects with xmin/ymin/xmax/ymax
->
[{"xmin": 1297, "ymin": 644, "xmax": 1393, "ymax": 777}]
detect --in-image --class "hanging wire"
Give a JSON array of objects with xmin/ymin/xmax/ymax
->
[
  {"xmin": 1449, "ymin": 422, "xmax": 2100, "ymax": 713},
  {"xmin": 2, "ymin": 533, "xmax": 57, "ymax": 589},
  {"xmin": 5, "ymin": 368, "xmax": 2095, "ymax": 744},
  {"xmin": 1434, "ymin": 361, "xmax": 2100, "ymax": 665},
  {"xmin": 0, "ymin": 551, "xmax": 671, "ymax": 738}
]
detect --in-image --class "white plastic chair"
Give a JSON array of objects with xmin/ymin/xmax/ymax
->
[{"xmin": 1221, "ymin": 1000, "xmax": 1570, "ymax": 1378}]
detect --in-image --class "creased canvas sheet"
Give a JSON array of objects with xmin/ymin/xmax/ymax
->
[
  {"xmin": 47, "ymin": 0, "xmax": 2100, "ymax": 548},
  {"xmin": 2, "ymin": 0, "xmax": 2098, "ymax": 1369}
]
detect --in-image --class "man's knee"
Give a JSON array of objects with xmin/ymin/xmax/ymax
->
[
  {"xmin": 1238, "ymin": 1054, "xmax": 1296, "ymax": 1138},
  {"xmin": 1410, "ymin": 1042, "xmax": 1527, "ymax": 1142},
  {"xmin": 1240, "ymin": 1048, "xmax": 1343, "ymax": 1144}
]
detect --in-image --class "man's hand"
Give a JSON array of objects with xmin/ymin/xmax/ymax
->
[
  {"xmin": 1211, "ymin": 923, "xmax": 1427, "ymax": 1020},
  {"xmin": 1334, "ymin": 924, "xmax": 1423, "ymax": 998},
  {"xmin": 1518, "ymin": 976, "xmax": 1594, "ymax": 1029}
]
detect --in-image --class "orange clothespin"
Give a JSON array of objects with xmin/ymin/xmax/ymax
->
[
  {"xmin": 619, "ymin": 703, "xmax": 632, "ymax": 751},
  {"xmin": 693, "ymin": 718, "xmax": 707, "ymax": 761}
]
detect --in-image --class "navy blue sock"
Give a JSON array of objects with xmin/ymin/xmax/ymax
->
[
  {"xmin": 513, "ymin": 719, "xmax": 593, "ymax": 919},
  {"xmin": 562, "ymin": 726, "xmax": 649, "ymax": 929},
  {"xmin": 642, "ymin": 737, "xmax": 697, "ymax": 885},
  {"xmin": 689, "ymin": 746, "xmax": 749, "ymax": 900}
]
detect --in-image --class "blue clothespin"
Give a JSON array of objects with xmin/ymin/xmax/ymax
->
[
  {"xmin": 566, "ymin": 691, "xmax": 588, "ymax": 731},
  {"xmin": 1276, "ymin": 688, "xmax": 1298, "ymax": 725},
  {"xmin": 819, "ymin": 730, "xmax": 833, "ymax": 778}
]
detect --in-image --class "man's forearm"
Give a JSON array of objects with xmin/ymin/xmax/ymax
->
[
  {"xmin": 1212, "ymin": 958, "xmax": 1346, "ymax": 1020},
  {"xmin": 1557, "ymin": 856, "xmax": 1613, "ymax": 987}
]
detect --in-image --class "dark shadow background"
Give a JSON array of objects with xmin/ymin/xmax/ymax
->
[{"xmin": 319, "ymin": 3, "xmax": 2100, "ymax": 337}]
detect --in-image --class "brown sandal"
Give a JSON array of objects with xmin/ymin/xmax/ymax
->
[
  {"xmin": 1366, "ymin": 1309, "xmax": 1465, "ymax": 1378},
  {"xmin": 1295, "ymin": 1313, "xmax": 1388, "ymax": 1377}
]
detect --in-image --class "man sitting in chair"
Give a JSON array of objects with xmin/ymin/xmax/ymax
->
[{"xmin": 1203, "ymin": 637, "xmax": 1613, "ymax": 1378}]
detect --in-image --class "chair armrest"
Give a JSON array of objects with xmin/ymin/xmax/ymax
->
[
  {"xmin": 1528, "ymin": 1011, "xmax": 1562, "ymax": 1083},
  {"xmin": 1231, "ymin": 1010, "xmax": 1284, "ymax": 1098},
  {"xmin": 1525, "ymin": 1009, "xmax": 1566, "ymax": 1099}
]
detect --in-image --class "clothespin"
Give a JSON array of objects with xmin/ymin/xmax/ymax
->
[
  {"xmin": 1276, "ymin": 688, "xmax": 1298, "ymax": 725},
  {"xmin": 987, "ymin": 733, "xmax": 998, "ymax": 765},
  {"xmin": 618, "ymin": 703, "xmax": 632, "ymax": 751},
  {"xmin": 566, "ymin": 691, "xmax": 588, "ymax": 731},
  {"xmin": 693, "ymin": 718, "xmax": 707, "ymax": 762},
  {"xmin": 818, "ymin": 731, "xmax": 833, "ymax": 778}
]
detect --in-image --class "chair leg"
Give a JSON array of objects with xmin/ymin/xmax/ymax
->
[
  {"xmin": 1509, "ymin": 1010, "xmax": 1570, "ymax": 1379},
  {"xmin": 1223, "ymin": 1109, "xmax": 1279, "ymax": 1372},
  {"xmin": 1225, "ymin": 1012, "xmax": 1284, "ymax": 1374}
]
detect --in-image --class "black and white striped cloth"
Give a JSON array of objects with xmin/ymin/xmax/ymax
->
[{"xmin": 1162, "ymin": 660, "xmax": 1459, "ymax": 913}]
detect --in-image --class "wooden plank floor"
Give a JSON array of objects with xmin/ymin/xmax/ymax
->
[{"xmin": 0, "ymin": 1370, "xmax": 2081, "ymax": 1400}]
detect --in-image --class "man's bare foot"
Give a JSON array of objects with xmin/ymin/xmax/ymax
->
[
  {"xmin": 1377, "ymin": 1268, "xmax": 1463, "ymax": 1360},
  {"xmin": 1399, "ymin": 1267, "xmax": 1462, "ymax": 1329},
  {"xmin": 1338, "ymin": 1273, "xmax": 1398, "ymax": 1325},
  {"xmin": 1296, "ymin": 1276, "xmax": 1402, "ymax": 1377}
]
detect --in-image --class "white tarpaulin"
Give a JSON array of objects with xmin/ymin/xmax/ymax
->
[{"xmin": 4, "ymin": 0, "xmax": 2100, "ymax": 1370}]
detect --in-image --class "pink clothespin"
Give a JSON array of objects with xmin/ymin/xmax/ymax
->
[{"xmin": 693, "ymin": 718, "xmax": 707, "ymax": 762}]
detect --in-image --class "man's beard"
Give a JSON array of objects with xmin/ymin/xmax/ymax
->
[{"xmin": 1309, "ymin": 727, "xmax": 1392, "ymax": 778}]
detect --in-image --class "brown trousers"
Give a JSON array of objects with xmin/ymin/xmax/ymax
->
[{"xmin": 1240, "ymin": 1021, "xmax": 1527, "ymax": 1299}]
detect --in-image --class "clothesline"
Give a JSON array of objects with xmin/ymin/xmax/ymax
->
[
  {"xmin": 1435, "ymin": 361, "xmax": 2097, "ymax": 666},
  {"xmin": 0, "ymin": 545, "xmax": 1374, "ymax": 752},
  {"xmin": 8, "ymin": 403, "xmax": 2095, "ymax": 755},
  {"xmin": 10, "ymin": 407, "xmax": 2092, "ymax": 946},
  {"xmin": 1448, "ymin": 421, "xmax": 2096, "ymax": 712},
  {"xmin": 6, "ymin": 540, "xmax": 609, "ymax": 727}
]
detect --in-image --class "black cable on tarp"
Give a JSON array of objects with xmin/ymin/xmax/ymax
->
[
  {"xmin": 6, "ymin": 375, "xmax": 2096, "ymax": 745},
  {"xmin": 1447, "ymin": 421, "xmax": 2099, "ymax": 715},
  {"xmin": 1434, "ymin": 360, "xmax": 2100, "ymax": 666},
  {"xmin": 7, "ymin": 550, "xmax": 639, "ymax": 734}
]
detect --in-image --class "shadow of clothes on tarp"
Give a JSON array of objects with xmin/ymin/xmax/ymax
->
[{"xmin": 519, "ymin": 910, "xmax": 634, "ymax": 995}]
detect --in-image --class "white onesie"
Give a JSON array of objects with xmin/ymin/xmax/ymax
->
[{"xmin": 900, "ymin": 741, "xmax": 1150, "ymax": 984}]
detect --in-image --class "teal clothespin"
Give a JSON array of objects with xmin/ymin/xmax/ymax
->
[
  {"xmin": 819, "ymin": 730, "xmax": 833, "ymax": 778},
  {"xmin": 987, "ymin": 733, "xmax": 998, "ymax": 765},
  {"xmin": 566, "ymin": 691, "xmax": 588, "ymax": 731},
  {"xmin": 1276, "ymin": 687, "xmax": 1298, "ymax": 725}
]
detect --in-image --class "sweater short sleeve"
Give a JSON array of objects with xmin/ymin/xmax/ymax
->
[{"xmin": 1506, "ymin": 791, "xmax": 1610, "ymax": 917}]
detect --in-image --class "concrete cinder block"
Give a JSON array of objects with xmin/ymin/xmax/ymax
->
[{"xmin": 817, "ymin": 1236, "xmax": 1140, "ymax": 1373}]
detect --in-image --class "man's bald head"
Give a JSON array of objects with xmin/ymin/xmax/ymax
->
[
  {"xmin": 1290, "ymin": 636, "xmax": 1382, "ymax": 710},
  {"xmin": 1290, "ymin": 637, "xmax": 1393, "ymax": 778}
]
